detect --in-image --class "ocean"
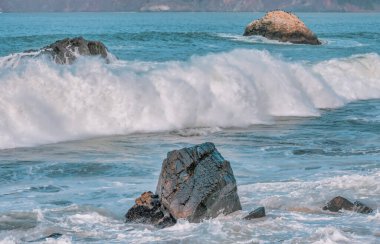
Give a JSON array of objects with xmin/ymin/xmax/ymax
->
[{"xmin": 0, "ymin": 12, "xmax": 379, "ymax": 243}]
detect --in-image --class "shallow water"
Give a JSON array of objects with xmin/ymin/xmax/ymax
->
[
  {"xmin": 1, "ymin": 100, "xmax": 380, "ymax": 243},
  {"xmin": 0, "ymin": 12, "xmax": 379, "ymax": 243}
]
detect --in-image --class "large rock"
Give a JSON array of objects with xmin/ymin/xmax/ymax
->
[
  {"xmin": 323, "ymin": 196, "xmax": 373, "ymax": 214},
  {"xmin": 156, "ymin": 142, "xmax": 242, "ymax": 222},
  {"xmin": 42, "ymin": 37, "xmax": 109, "ymax": 64},
  {"xmin": 244, "ymin": 10, "xmax": 321, "ymax": 45},
  {"xmin": 125, "ymin": 191, "xmax": 176, "ymax": 228}
]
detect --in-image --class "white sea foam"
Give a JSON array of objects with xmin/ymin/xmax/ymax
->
[
  {"xmin": 239, "ymin": 171, "xmax": 380, "ymax": 213},
  {"xmin": 43, "ymin": 236, "xmax": 72, "ymax": 244},
  {"xmin": 0, "ymin": 236, "xmax": 17, "ymax": 244},
  {"xmin": 66, "ymin": 212, "xmax": 110, "ymax": 225},
  {"xmin": 174, "ymin": 127, "xmax": 222, "ymax": 137},
  {"xmin": 310, "ymin": 227, "xmax": 354, "ymax": 244},
  {"xmin": 0, "ymin": 50, "xmax": 379, "ymax": 149},
  {"xmin": 218, "ymin": 33, "xmax": 295, "ymax": 45},
  {"xmin": 326, "ymin": 39, "xmax": 367, "ymax": 48}
]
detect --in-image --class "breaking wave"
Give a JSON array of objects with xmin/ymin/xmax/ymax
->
[{"xmin": 0, "ymin": 49, "xmax": 379, "ymax": 149}]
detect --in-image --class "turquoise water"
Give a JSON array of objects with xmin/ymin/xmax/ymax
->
[
  {"xmin": 0, "ymin": 13, "xmax": 379, "ymax": 243},
  {"xmin": 1, "ymin": 12, "xmax": 380, "ymax": 61}
]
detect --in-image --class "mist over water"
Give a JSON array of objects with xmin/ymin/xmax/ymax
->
[{"xmin": 0, "ymin": 12, "xmax": 379, "ymax": 243}]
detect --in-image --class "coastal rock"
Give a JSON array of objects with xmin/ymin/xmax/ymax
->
[
  {"xmin": 156, "ymin": 142, "xmax": 242, "ymax": 222},
  {"xmin": 244, "ymin": 10, "xmax": 321, "ymax": 45},
  {"xmin": 125, "ymin": 191, "xmax": 176, "ymax": 228},
  {"xmin": 323, "ymin": 196, "xmax": 373, "ymax": 214},
  {"xmin": 323, "ymin": 196, "xmax": 354, "ymax": 212},
  {"xmin": 244, "ymin": 207, "xmax": 266, "ymax": 220},
  {"xmin": 42, "ymin": 37, "xmax": 108, "ymax": 64}
]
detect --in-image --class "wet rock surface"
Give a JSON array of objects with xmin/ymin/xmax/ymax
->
[
  {"xmin": 156, "ymin": 142, "xmax": 242, "ymax": 222},
  {"xmin": 244, "ymin": 10, "xmax": 321, "ymax": 45},
  {"xmin": 125, "ymin": 191, "xmax": 176, "ymax": 228},
  {"xmin": 323, "ymin": 196, "xmax": 373, "ymax": 214},
  {"xmin": 40, "ymin": 37, "xmax": 108, "ymax": 64},
  {"xmin": 125, "ymin": 142, "xmax": 242, "ymax": 227},
  {"xmin": 244, "ymin": 207, "xmax": 266, "ymax": 220}
]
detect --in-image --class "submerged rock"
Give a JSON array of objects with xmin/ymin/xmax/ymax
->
[
  {"xmin": 125, "ymin": 191, "xmax": 176, "ymax": 228},
  {"xmin": 244, "ymin": 10, "xmax": 321, "ymax": 45},
  {"xmin": 28, "ymin": 233, "xmax": 62, "ymax": 242},
  {"xmin": 244, "ymin": 207, "xmax": 266, "ymax": 220},
  {"xmin": 323, "ymin": 196, "xmax": 373, "ymax": 214},
  {"xmin": 41, "ymin": 37, "xmax": 108, "ymax": 64},
  {"xmin": 156, "ymin": 142, "xmax": 242, "ymax": 222}
]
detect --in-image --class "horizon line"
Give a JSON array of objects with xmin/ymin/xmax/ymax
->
[{"xmin": 1, "ymin": 10, "xmax": 380, "ymax": 13}]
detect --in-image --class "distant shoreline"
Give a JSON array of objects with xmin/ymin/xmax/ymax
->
[{"xmin": 1, "ymin": 10, "xmax": 380, "ymax": 13}]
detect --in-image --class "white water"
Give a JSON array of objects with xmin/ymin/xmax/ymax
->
[
  {"xmin": 0, "ymin": 49, "xmax": 380, "ymax": 149},
  {"xmin": 1, "ymin": 169, "xmax": 379, "ymax": 243}
]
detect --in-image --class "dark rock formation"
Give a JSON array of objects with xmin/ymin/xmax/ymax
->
[
  {"xmin": 244, "ymin": 207, "xmax": 266, "ymax": 220},
  {"xmin": 323, "ymin": 196, "xmax": 373, "ymax": 214},
  {"xmin": 125, "ymin": 191, "xmax": 176, "ymax": 228},
  {"xmin": 156, "ymin": 142, "xmax": 242, "ymax": 222},
  {"xmin": 323, "ymin": 196, "xmax": 354, "ymax": 212},
  {"xmin": 125, "ymin": 142, "xmax": 242, "ymax": 228},
  {"xmin": 244, "ymin": 10, "xmax": 321, "ymax": 45},
  {"xmin": 42, "ymin": 37, "xmax": 108, "ymax": 64}
]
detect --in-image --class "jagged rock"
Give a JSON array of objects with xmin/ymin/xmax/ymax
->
[
  {"xmin": 323, "ymin": 196, "xmax": 373, "ymax": 214},
  {"xmin": 125, "ymin": 143, "xmax": 242, "ymax": 227},
  {"xmin": 125, "ymin": 191, "xmax": 176, "ymax": 228},
  {"xmin": 42, "ymin": 37, "xmax": 109, "ymax": 64},
  {"xmin": 244, "ymin": 207, "xmax": 266, "ymax": 220},
  {"xmin": 244, "ymin": 10, "xmax": 321, "ymax": 45},
  {"xmin": 156, "ymin": 142, "xmax": 242, "ymax": 222}
]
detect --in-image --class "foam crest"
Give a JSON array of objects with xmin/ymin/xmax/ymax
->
[{"xmin": 0, "ymin": 50, "xmax": 379, "ymax": 149}]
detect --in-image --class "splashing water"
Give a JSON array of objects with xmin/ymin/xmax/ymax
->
[{"xmin": 0, "ymin": 50, "xmax": 379, "ymax": 149}]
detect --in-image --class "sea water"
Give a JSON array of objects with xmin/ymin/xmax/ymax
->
[{"xmin": 0, "ymin": 12, "xmax": 379, "ymax": 243}]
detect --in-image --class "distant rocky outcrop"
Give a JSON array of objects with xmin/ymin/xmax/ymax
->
[
  {"xmin": 244, "ymin": 10, "xmax": 321, "ymax": 45},
  {"xmin": 125, "ymin": 142, "xmax": 242, "ymax": 227},
  {"xmin": 323, "ymin": 196, "xmax": 373, "ymax": 214},
  {"xmin": 41, "ymin": 37, "xmax": 109, "ymax": 64}
]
